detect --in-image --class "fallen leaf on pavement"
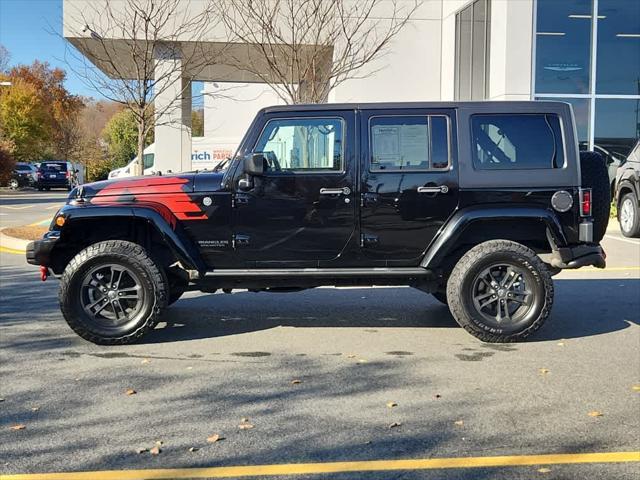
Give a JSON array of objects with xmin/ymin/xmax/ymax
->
[
  {"xmin": 149, "ymin": 446, "xmax": 161, "ymax": 455},
  {"xmin": 587, "ymin": 411, "xmax": 603, "ymax": 417},
  {"xmin": 347, "ymin": 354, "xmax": 357, "ymax": 358},
  {"xmin": 434, "ymin": 394, "xmax": 441, "ymax": 399},
  {"xmin": 557, "ymin": 342, "xmax": 565, "ymax": 347},
  {"xmin": 632, "ymin": 385, "xmax": 640, "ymax": 392},
  {"xmin": 125, "ymin": 389, "xmax": 137, "ymax": 396},
  {"xmin": 539, "ymin": 368, "xmax": 550, "ymax": 375},
  {"xmin": 357, "ymin": 359, "xmax": 368, "ymax": 363},
  {"xmin": 0, "ymin": 398, "xmax": 4, "ymax": 402},
  {"xmin": 136, "ymin": 448, "xmax": 148, "ymax": 454},
  {"xmin": 389, "ymin": 422, "xmax": 401, "ymax": 429},
  {"xmin": 239, "ymin": 423, "xmax": 254, "ymax": 430},
  {"xmin": 291, "ymin": 379, "xmax": 302, "ymax": 384},
  {"xmin": 207, "ymin": 434, "xmax": 222, "ymax": 443},
  {"xmin": 186, "ymin": 366, "xmax": 193, "ymax": 370},
  {"xmin": 155, "ymin": 441, "xmax": 163, "ymax": 446},
  {"xmin": 538, "ymin": 467, "xmax": 551, "ymax": 473},
  {"xmin": 241, "ymin": 417, "xmax": 249, "ymax": 422},
  {"xmin": 454, "ymin": 420, "xmax": 464, "ymax": 426},
  {"xmin": 10, "ymin": 424, "xmax": 25, "ymax": 431},
  {"xmin": 189, "ymin": 447, "xmax": 199, "ymax": 452},
  {"xmin": 141, "ymin": 358, "xmax": 150, "ymax": 364},
  {"xmin": 31, "ymin": 406, "xmax": 40, "ymax": 412},
  {"xmin": 386, "ymin": 402, "xmax": 398, "ymax": 408}
]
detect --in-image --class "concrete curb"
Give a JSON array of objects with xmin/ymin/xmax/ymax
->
[{"xmin": 0, "ymin": 229, "xmax": 30, "ymax": 252}]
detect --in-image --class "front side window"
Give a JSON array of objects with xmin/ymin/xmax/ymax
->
[
  {"xmin": 471, "ymin": 114, "xmax": 565, "ymax": 170},
  {"xmin": 369, "ymin": 116, "xmax": 450, "ymax": 171},
  {"xmin": 254, "ymin": 117, "xmax": 343, "ymax": 173}
]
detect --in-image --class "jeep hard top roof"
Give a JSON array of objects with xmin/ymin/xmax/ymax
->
[{"xmin": 260, "ymin": 100, "xmax": 569, "ymax": 114}]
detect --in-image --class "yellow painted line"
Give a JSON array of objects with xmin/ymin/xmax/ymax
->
[
  {"xmin": 28, "ymin": 218, "xmax": 51, "ymax": 227},
  {"xmin": 579, "ymin": 266, "xmax": 640, "ymax": 272},
  {"xmin": 2, "ymin": 451, "xmax": 639, "ymax": 480},
  {"xmin": 0, "ymin": 245, "xmax": 25, "ymax": 254}
]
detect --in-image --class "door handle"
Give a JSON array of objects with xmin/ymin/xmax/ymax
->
[
  {"xmin": 417, "ymin": 185, "xmax": 449, "ymax": 194},
  {"xmin": 320, "ymin": 187, "xmax": 351, "ymax": 196}
]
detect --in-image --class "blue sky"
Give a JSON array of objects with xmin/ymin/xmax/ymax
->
[
  {"xmin": 0, "ymin": 0, "xmax": 204, "ymax": 105},
  {"xmin": 0, "ymin": 0, "xmax": 94, "ymax": 96}
]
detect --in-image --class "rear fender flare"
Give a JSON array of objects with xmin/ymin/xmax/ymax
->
[{"xmin": 420, "ymin": 206, "xmax": 567, "ymax": 269}]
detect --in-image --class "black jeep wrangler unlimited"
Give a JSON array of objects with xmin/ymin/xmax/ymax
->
[{"xmin": 27, "ymin": 102, "xmax": 609, "ymax": 345}]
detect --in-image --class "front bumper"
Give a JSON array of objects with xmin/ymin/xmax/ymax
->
[
  {"xmin": 26, "ymin": 231, "xmax": 60, "ymax": 267},
  {"xmin": 549, "ymin": 243, "xmax": 606, "ymax": 269}
]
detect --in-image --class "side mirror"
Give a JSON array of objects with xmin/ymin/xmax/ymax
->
[{"xmin": 245, "ymin": 153, "xmax": 265, "ymax": 176}]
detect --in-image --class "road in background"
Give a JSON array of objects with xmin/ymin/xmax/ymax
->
[
  {"xmin": 0, "ymin": 190, "xmax": 68, "ymax": 228},
  {"xmin": 0, "ymin": 193, "xmax": 638, "ymax": 480}
]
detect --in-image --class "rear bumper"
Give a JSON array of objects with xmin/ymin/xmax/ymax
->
[
  {"xmin": 26, "ymin": 231, "xmax": 59, "ymax": 267},
  {"xmin": 550, "ymin": 243, "xmax": 606, "ymax": 269}
]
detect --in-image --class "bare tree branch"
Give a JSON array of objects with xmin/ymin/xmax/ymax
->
[
  {"xmin": 63, "ymin": 0, "xmax": 225, "ymax": 175},
  {"xmin": 217, "ymin": 0, "xmax": 420, "ymax": 104}
]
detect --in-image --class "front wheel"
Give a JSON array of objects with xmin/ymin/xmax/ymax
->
[
  {"xmin": 8, "ymin": 179, "xmax": 19, "ymax": 189},
  {"xmin": 619, "ymin": 193, "xmax": 640, "ymax": 238},
  {"xmin": 59, "ymin": 240, "xmax": 167, "ymax": 345},
  {"xmin": 446, "ymin": 240, "xmax": 553, "ymax": 343}
]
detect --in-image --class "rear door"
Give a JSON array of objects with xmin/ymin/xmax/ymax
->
[
  {"xmin": 360, "ymin": 108, "xmax": 459, "ymax": 265},
  {"xmin": 232, "ymin": 111, "xmax": 357, "ymax": 267}
]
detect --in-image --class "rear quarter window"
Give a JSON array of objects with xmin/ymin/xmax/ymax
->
[{"xmin": 471, "ymin": 114, "xmax": 565, "ymax": 170}]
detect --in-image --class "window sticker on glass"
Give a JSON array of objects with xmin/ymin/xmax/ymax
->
[{"xmin": 370, "ymin": 116, "xmax": 449, "ymax": 171}]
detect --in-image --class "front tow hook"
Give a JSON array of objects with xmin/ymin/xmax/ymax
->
[{"xmin": 40, "ymin": 265, "xmax": 49, "ymax": 282}]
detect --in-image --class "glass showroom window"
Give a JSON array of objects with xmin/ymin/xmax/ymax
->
[
  {"xmin": 535, "ymin": 0, "xmax": 640, "ymax": 154},
  {"xmin": 455, "ymin": 0, "xmax": 490, "ymax": 100}
]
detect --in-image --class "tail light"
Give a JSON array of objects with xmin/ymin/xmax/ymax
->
[
  {"xmin": 66, "ymin": 171, "xmax": 70, "ymax": 178},
  {"xmin": 36, "ymin": 171, "xmax": 42, "ymax": 178},
  {"xmin": 579, "ymin": 188, "xmax": 592, "ymax": 217}
]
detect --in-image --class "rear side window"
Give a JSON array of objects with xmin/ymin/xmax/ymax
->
[
  {"xmin": 143, "ymin": 153, "xmax": 154, "ymax": 169},
  {"xmin": 471, "ymin": 114, "xmax": 565, "ymax": 170},
  {"xmin": 369, "ymin": 115, "xmax": 450, "ymax": 171}
]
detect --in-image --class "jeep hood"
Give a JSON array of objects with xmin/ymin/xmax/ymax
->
[
  {"xmin": 79, "ymin": 173, "xmax": 198, "ymax": 199},
  {"xmin": 78, "ymin": 171, "xmax": 226, "ymax": 199}
]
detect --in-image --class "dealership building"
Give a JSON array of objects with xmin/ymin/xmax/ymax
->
[{"xmin": 64, "ymin": 0, "xmax": 640, "ymax": 173}]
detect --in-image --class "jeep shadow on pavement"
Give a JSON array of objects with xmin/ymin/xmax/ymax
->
[{"xmin": 27, "ymin": 101, "xmax": 611, "ymax": 345}]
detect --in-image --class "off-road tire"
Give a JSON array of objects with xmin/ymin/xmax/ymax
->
[
  {"xmin": 432, "ymin": 290, "xmax": 448, "ymax": 305},
  {"xmin": 580, "ymin": 151, "xmax": 610, "ymax": 242},
  {"xmin": 447, "ymin": 240, "xmax": 554, "ymax": 343},
  {"xmin": 619, "ymin": 192, "xmax": 640, "ymax": 238},
  {"xmin": 59, "ymin": 240, "xmax": 167, "ymax": 345}
]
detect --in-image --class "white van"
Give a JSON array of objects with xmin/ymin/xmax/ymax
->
[{"xmin": 108, "ymin": 139, "xmax": 234, "ymax": 179}]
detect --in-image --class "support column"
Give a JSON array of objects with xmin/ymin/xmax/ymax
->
[{"xmin": 154, "ymin": 44, "xmax": 192, "ymax": 174}]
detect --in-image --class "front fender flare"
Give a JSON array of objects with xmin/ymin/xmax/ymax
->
[
  {"xmin": 59, "ymin": 204, "xmax": 206, "ymax": 272},
  {"xmin": 420, "ymin": 206, "xmax": 567, "ymax": 269}
]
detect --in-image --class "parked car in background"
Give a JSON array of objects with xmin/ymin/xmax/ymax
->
[
  {"xmin": 8, "ymin": 162, "xmax": 37, "ymax": 189},
  {"xmin": 615, "ymin": 140, "xmax": 640, "ymax": 238},
  {"xmin": 580, "ymin": 142, "xmax": 627, "ymax": 196},
  {"xmin": 36, "ymin": 161, "xmax": 77, "ymax": 191}
]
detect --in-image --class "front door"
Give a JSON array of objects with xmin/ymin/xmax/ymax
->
[
  {"xmin": 232, "ymin": 111, "xmax": 357, "ymax": 267},
  {"xmin": 360, "ymin": 109, "xmax": 459, "ymax": 265}
]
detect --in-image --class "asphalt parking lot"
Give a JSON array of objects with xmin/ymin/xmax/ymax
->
[{"xmin": 1, "ymin": 189, "xmax": 639, "ymax": 480}]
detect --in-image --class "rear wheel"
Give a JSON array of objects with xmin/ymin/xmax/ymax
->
[
  {"xmin": 447, "ymin": 240, "xmax": 553, "ymax": 343},
  {"xmin": 59, "ymin": 240, "xmax": 167, "ymax": 345},
  {"xmin": 619, "ymin": 192, "xmax": 640, "ymax": 238},
  {"xmin": 8, "ymin": 179, "xmax": 19, "ymax": 189}
]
